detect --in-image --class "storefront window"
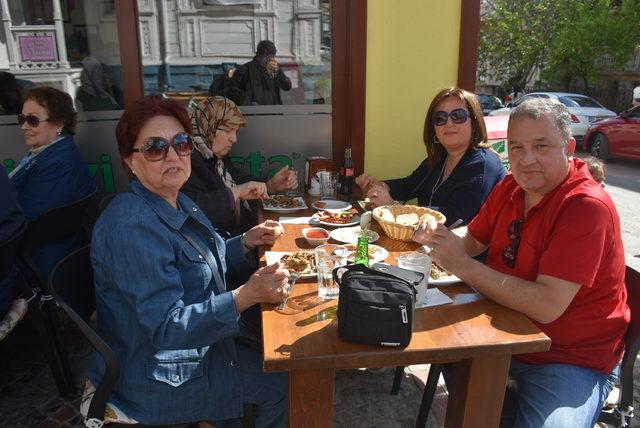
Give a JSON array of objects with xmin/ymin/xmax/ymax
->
[
  {"xmin": 139, "ymin": 0, "xmax": 331, "ymax": 107},
  {"xmin": 0, "ymin": 0, "xmax": 124, "ymax": 114}
]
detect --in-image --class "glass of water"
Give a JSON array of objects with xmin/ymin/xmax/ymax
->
[
  {"xmin": 315, "ymin": 244, "xmax": 347, "ymax": 300},
  {"xmin": 397, "ymin": 252, "xmax": 432, "ymax": 307},
  {"xmin": 318, "ymin": 171, "xmax": 339, "ymax": 200}
]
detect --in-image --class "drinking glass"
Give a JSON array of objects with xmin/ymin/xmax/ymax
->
[
  {"xmin": 315, "ymin": 244, "xmax": 347, "ymax": 299},
  {"xmin": 286, "ymin": 167, "xmax": 304, "ymax": 197},
  {"xmin": 397, "ymin": 252, "xmax": 432, "ymax": 306},
  {"xmin": 318, "ymin": 171, "xmax": 339, "ymax": 200}
]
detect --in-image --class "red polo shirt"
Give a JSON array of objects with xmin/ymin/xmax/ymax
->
[{"xmin": 468, "ymin": 158, "xmax": 629, "ymax": 373}]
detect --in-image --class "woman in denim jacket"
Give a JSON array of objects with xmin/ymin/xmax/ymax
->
[{"xmin": 84, "ymin": 96, "xmax": 289, "ymax": 426}]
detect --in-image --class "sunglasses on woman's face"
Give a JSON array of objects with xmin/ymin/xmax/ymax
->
[
  {"xmin": 132, "ymin": 132, "xmax": 194, "ymax": 162},
  {"xmin": 432, "ymin": 108, "xmax": 470, "ymax": 126},
  {"xmin": 18, "ymin": 114, "xmax": 49, "ymax": 127}
]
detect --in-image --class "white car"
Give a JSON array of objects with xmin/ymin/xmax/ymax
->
[{"xmin": 488, "ymin": 92, "xmax": 617, "ymax": 143}]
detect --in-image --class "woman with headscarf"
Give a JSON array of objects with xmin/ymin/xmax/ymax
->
[{"xmin": 182, "ymin": 96, "xmax": 297, "ymax": 238}]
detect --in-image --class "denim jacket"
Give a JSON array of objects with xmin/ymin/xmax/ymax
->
[{"xmin": 86, "ymin": 179, "xmax": 252, "ymax": 424}]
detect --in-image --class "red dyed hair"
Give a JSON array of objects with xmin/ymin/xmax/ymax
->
[{"xmin": 115, "ymin": 95, "xmax": 192, "ymax": 173}]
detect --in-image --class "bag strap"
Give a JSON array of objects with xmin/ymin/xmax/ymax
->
[{"xmin": 333, "ymin": 263, "xmax": 413, "ymax": 288}]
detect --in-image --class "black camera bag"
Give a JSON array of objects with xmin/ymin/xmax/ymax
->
[{"xmin": 334, "ymin": 263, "xmax": 424, "ymax": 347}]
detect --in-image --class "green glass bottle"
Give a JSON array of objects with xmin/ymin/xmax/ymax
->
[{"xmin": 353, "ymin": 236, "xmax": 370, "ymax": 267}]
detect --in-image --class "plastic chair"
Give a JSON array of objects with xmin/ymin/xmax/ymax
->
[
  {"xmin": 49, "ymin": 245, "xmax": 120, "ymax": 427},
  {"xmin": 0, "ymin": 221, "xmax": 27, "ymax": 281},
  {"xmin": 598, "ymin": 265, "xmax": 640, "ymax": 427},
  {"xmin": 18, "ymin": 188, "xmax": 98, "ymax": 396},
  {"xmin": 98, "ymin": 192, "xmax": 117, "ymax": 213}
]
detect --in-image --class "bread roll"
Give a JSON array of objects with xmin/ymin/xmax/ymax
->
[
  {"xmin": 378, "ymin": 207, "xmax": 395, "ymax": 223},
  {"xmin": 395, "ymin": 213, "xmax": 420, "ymax": 226}
]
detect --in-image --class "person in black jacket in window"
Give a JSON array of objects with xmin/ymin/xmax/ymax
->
[{"xmin": 232, "ymin": 40, "xmax": 292, "ymax": 105}]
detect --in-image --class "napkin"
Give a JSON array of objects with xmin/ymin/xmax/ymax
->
[
  {"xmin": 416, "ymin": 288, "xmax": 453, "ymax": 309},
  {"xmin": 279, "ymin": 216, "xmax": 314, "ymax": 224}
]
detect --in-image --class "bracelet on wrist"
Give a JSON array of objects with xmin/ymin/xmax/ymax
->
[{"xmin": 241, "ymin": 233, "xmax": 254, "ymax": 251}]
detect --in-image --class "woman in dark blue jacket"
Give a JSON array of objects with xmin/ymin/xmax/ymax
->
[
  {"xmin": 9, "ymin": 87, "xmax": 95, "ymax": 281},
  {"xmin": 356, "ymin": 87, "xmax": 505, "ymax": 226}
]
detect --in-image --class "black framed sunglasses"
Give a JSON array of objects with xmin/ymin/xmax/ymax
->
[
  {"xmin": 432, "ymin": 108, "xmax": 470, "ymax": 126},
  {"xmin": 18, "ymin": 114, "xmax": 49, "ymax": 127},
  {"xmin": 132, "ymin": 132, "xmax": 194, "ymax": 162},
  {"xmin": 501, "ymin": 219, "xmax": 524, "ymax": 269}
]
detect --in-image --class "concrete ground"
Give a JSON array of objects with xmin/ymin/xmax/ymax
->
[
  {"xmin": 3, "ymin": 312, "xmax": 638, "ymax": 427},
  {"xmin": 0, "ymin": 315, "xmax": 447, "ymax": 427}
]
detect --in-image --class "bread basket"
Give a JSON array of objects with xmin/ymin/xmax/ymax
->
[{"xmin": 372, "ymin": 205, "xmax": 446, "ymax": 241}]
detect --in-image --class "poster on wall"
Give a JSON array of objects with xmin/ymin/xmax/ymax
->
[{"xmin": 19, "ymin": 35, "xmax": 56, "ymax": 61}]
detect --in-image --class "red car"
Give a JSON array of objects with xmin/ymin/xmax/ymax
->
[{"xmin": 583, "ymin": 104, "xmax": 640, "ymax": 160}]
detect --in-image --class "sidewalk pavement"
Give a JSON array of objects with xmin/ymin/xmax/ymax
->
[{"xmin": 0, "ymin": 316, "xmax": 447, "ymax": 427}]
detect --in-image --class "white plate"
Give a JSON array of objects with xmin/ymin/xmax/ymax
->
[
  {"xmin": 312, "ymin": 214, "xmax": 361, "ymax": 228},
  {"xmin": 311, "ymin": 200, "xmax": 352, "ymax": 211},
  {"xmin": 264, "ymin": 251, "xmax": 316, "ymax": 278},
  {"xmin": 343, "ymin": 244, "xmax": 389, "ymax": 264},
  {"xmin": 429, "ymin": 274, "xmax": 463, "ymax": 285},
  {"xmin": 262, "ymin": 197, "xmax": 308, "ymax": 212},
  {"xmin": 329, "ymin": 226, "xmax": 379, "ymax": 244}
]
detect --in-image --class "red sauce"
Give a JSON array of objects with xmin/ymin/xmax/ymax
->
[
  {"xmin": 306, "ymin": 230, "xmax": 327, "ymax": 239},
  {"xmin": 315, "ymin": 202, "xmax": 326, "ymax": 208}
]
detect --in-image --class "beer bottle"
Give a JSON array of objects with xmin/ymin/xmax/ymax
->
[
  {"xmin": 353, "ymin": 236, "xmax": 370, "ymax": 267},
  {"xmin": 339, "ymin": 147, "xmax": 354, "ymax": 198}
]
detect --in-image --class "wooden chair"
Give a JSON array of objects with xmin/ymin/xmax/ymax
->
[{"xmin": 49, "ymin": 245, "xmax": 120, "ymax": 427}]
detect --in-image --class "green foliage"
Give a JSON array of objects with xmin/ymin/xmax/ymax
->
[{"xmin": 480, "ymin": 0, "xmax": 640, "ymax": 92}]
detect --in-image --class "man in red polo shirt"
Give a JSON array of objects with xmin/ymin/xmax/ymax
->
[{"xmin": 414, "ymin": 98, "xmax": 629, "ymax": 427}]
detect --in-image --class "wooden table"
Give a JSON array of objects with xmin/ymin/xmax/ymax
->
[{"xmin": 260, "ymin": 198, "xmax": 550, "ymax": 427}]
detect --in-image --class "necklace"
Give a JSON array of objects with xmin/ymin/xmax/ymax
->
[{"xmin": 428, "ymin": 156, "xmax": 448, "ymax": 206}]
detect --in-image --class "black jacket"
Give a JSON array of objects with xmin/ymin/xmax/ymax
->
[
  {"xmin": 181, "ymin": 150, "xmax": 261, "ymax": 238},
  {"xmin": 233, "ymin": 58, "xmax": 292, "ymax": 105}
]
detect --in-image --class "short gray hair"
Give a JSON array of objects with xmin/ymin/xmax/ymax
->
[{"xmin": 509, "ymin": 98, "xmax": 572, "ymax": 144}]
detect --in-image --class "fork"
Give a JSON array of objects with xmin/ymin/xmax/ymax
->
[{"xmin": 278, "ymin": 273, "xmax": 300, "ymax": 311}]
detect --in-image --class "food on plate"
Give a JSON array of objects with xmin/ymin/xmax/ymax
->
[
  {"xmin": 344, "ymin": 244, "xmax": 380, "ymax": 260},
  {"xmin": 305, "ymin": 230, "xmax": 328, "ymax": 239},
  {"xmin": 263, "ymin": 194, "xmax": 302, "ymax": 208},
  {"xmin": 430, "ymin": 262, "xmax": 451, "ymax": 280},
  {"xmin": 280, "ymin": 251, "xmax": 316, "ymax": 275},
  {"xmin": 314, "ymin": 201, "xmax": 327, "ymax": 209},
  {"xmin": 317, "ymin": 210, "xmax": 355, "ymax": 224},
  {"xmin": 395, "ymin": 213, "xmax": 420, "ymax": 226}
]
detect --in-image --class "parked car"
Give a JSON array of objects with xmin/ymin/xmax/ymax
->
[
  {"xmin": 583, "ymin": 104, "xmax": 640, "ymax": 161},
  {"xmin": 477, "ymin": 93, "xmax": 504, "ymax": 116},
  {"xmin": 489, "ymin": 92, "xmax": 617, "ymax": 143}
]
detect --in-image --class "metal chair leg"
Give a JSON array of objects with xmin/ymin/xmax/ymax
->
[
  {"xmin": 390, "ymin": 366, "xmax": 405, "ymax": 395},
  {"xmin": 415, "ymin": 364, "xmax": 443, "ymax": 428}
]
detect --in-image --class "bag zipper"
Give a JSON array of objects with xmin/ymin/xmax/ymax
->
[{"xmin": 400, "ymin": 305, "xmax": 408, "ymax": 324}]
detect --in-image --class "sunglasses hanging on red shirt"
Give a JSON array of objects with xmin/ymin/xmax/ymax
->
[{"xmin": 502, "ymin": 219, "xmax": 524, "ymax": 268}]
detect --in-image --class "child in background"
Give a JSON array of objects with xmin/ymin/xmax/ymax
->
[{"xmin": 585, "ymin": 156, "xmax": 606, "ymax": 188}]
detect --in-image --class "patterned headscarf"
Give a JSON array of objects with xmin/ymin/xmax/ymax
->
[{"xmin": 190, "ymin": 96, "xmax": 247, "ymax": 160}]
